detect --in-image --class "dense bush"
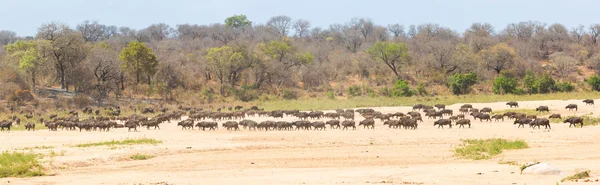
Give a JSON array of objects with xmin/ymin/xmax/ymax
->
[
  {"xmin": 281, "ymin": 89, "xmax": 298, "ymax": 100},
  {"xmin": 555, "ymin": 82, "xmax": 574, "ymax": 92},
  {"xmin": 523, "ymin": 70, "xmax": 538, "ymax": 94},
  {"xmin": 587, "ymin": 75, "xmax": 600, "ymax": 91},
  {"xmin": 234, "ymin": 85, "xmax": 259, "ymax": 102},
  {"xmin": 347, "ymin": 85, "xmax": 362, "ymax": 97},
  {"xmin": 416, "ymin": 82, "xmax": 427, "ymax": 96},
  {"xmin": 493, "ymin": 74, "xmax": 518, "ymax": 94},
  {"xmin": 449, "ymin": 73, "xmax": 478, "ymax": 95},
  {"xmin": 326, "ymin": 91, "xmax": 335, "ymax": 99},
  {"xmin": 536, "ymin": 73, "xmax": 556, "ymax": 93},
  {"xmin": 393, "ymin": 79, "xmax": 413, "ymax": 97}
]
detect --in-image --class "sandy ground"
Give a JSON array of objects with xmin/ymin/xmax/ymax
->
[{"xmin": 2, "ymin": 99, "xmax": 600, "ymax": 185}]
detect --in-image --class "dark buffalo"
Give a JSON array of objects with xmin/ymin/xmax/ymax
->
[
  {"xmin": 506, "ymin": 101, "xmax": 519, "ymax": 108},
  {"xmin": 223, "ymin": 121, "xmax": 240, "ymax": 131},
  {"xmin": 341, "ymin": 120, "xmax": 356, "ymax": 130},
  {"xmin": 434, "ymin": 104, "xmax": 446, "ymax": 110},
  {"xmin": 531, "ymin": 118, "xmax": 551, "ymax": 129},
  {"xmin": 564, "ymin": 117, "xmax": 584, "ymax": 128},
  {"xmin": 536, "ymin": 106, "xmax": 550, "ymax": 112},
  {"xmin": 25, "ymin": 122, "xmax": 35, "ymax": 131},
  {"xmin": 455, "ymin": 119, "xmax": 471, "ymax": 128},
  {"xmin": 565, "ymin": 104, "xmax": 578, "ymax": 111},
  {"xmin": 460, "ymin": 104, "xmax": 473, "ymax": 110},
  {"xmin": 359, "ymin": 119, "xmax": 375, "ymax": 129},
  {"xmin": 384, "ymin": 120, "xmax": 401, "ymax": 129},
  {"xmin": 434, "ymin": 119, "xmax": 452, "ymax": 129},
  {"xmin": 513, "ymin": 118, "xmax": 532, "ymax": 128},
  {"xmin": 492, "ymin": 115, "xmax": 504, "ymax": 122},
  {"xmin": 549, "ymin": 114, "xmax": 562, "ymax": 119},
  {"xmin": 412, "ymin": 104, "xmax": 424, "ymax": 111},
  {"xmin": 311, "ymin": 121, "xmax": 326, "ymax": 131},
  {"xmin": 480, "ymin": 107, "xmax": 492, "ymax": 113},
  {"xmin": 326, "ymin": 120, "xmax": 340, "ymax": 129},
  {"xmin": 583, "ymin": 99, "xmax": 594, "ymax": 105},
  {"xmin": 0, "ymin": 120, "xmax": 12, "ymax": 131}
]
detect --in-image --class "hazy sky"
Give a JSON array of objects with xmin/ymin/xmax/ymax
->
[{"xmin": 1, "ymin": 0, "xmax": 598, "ymax": 36}]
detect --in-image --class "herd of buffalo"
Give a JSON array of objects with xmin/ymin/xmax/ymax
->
[{"xmin": 0, "ymin": 99, "xmax": 595, "ymax": 132}]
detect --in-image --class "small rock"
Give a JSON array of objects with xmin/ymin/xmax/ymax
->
[
  {"xmin": 477, "ymin": 173, "xmax": 483, "ymax": 175},
  {"xmin": 492, "ymin": 170, "xmax": 499, "ymax": 172},
  {"xmin": 186, "ymin": 147, "xmax": 191, "ymax": 149},
  {"xmin": 251, "ymin": 162, "xmax": 255, "ymax": 164}
]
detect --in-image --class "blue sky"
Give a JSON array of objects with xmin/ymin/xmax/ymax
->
[{"xmin": 1, "ymin": 0, "xmax": 598, "ymax": 36}]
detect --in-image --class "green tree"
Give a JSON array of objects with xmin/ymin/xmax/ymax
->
[
  {"xmin": 523, "ymin": 70, "xmax": 538, "ymax": 94},
  {"xmin": 5, "ymin": 40, "xmax": 47, "ymax": 88},
  {"xmin": 449, "ymin": 72, "xmax": 478, "ymax": 95},
  {"xmin": 493, "ymin": 74, "xmax": 518, "ymax": 94},
  {"xmin": 225, "ymin": 14, "xmax": 252, "ymax": 28},
  {"xmin": 258, "ymin": 38, "xmax": 312, "ymax": 68},
  {"xmin": 536, "ymin": 73, "xmax": 556, "ymax": 93},
  {"xmin": 367, "ymin": 41, "xmax": 411, "ymax": 76},
  {"xmin": 587, "ymin": 75, "xmax": 600, "ymax": 91},
  {"xmin": 119, "ymin": 41, "xmax": 159, "ymax": 85},
  {"xmin": 205, "ymin": 45, "xmax": 251, "ymax": 95}
]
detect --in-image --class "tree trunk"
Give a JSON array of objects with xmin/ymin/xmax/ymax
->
[
  {"xmin": 136, "ymin": 70, "xmax": 140, "ymax": 84},
  {"xmin": 147, "ymin": 75, "xmax": 151, "ymax": 85},
  {"xmin": 31, "ymin": 69, "xmax": 36, "ymax": 89},
  {"xmin": 219, "ymin": 78, "xmax": 224, "ymax": 95}
]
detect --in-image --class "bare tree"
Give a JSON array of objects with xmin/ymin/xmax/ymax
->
[
  {"xmin": 85, "ymin": 43, "xmax": 119, "ymax": 101},
  {"xmin": 76, "ymin": 20, "xmax": 107, "ymax": 42},
  {"xmin": 292, "ymin": 19, "xmax": 311, "ymax": 38},
  {"xmin": 142, "ymin": 23, "xmax": 173, "ymax": 41},
  {"xmin": 387, "ymin": 24, "xmax": 405, "ymax": 38},
  {"xmin": 350, "ymin": 17, "xmax": 374, "ymax": 40},
  {"xmin": 589, "ymin": 24, "xmax": 600, "ymax": 45},
  {"xmin": 570, "ymin": 25, "xmax": 586, "ymax": 44},
  {"xmin": 551, "ymin": 54, "xmax": 576, "ymax": 79},
  {"xmin": 0, "ymin": 30, "xmax": 18, "ymax": 45},
  {"xmin": 37, "ymin": 22, "xmax": 87, "ymax": 91},
  {"xmin": 267, "ymin": 15, "xmax": 292, "ymax": 37}
]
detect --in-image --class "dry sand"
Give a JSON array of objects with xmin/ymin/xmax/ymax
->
[{"xmin": 2, "ymin": 99, "xmax": 600, "ymax": 185}]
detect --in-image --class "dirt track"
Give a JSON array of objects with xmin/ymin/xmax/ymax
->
[{"xmin": 2, "ymin": 99, "xmax": 600, "ymax": 185}]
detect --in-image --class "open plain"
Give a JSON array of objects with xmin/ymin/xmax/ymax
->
[{"xmin": 2, "ymin": 99, "xmax": 600, "ymax": 185}]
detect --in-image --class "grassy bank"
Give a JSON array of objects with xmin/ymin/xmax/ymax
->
[
  {"xmin": 254, "ymin": 92, "xmax": 600, "ymax": 111},
  {"xmin": 454, "ymin": 138, "xmax": 529, "ymax": 160},
  {"xmin": 0, "ymin": 151, "xmax": 44, "ymax": 178},
  {"xmin": 74, "ymin": 138, "xmax": 162, "ymax": 148}
]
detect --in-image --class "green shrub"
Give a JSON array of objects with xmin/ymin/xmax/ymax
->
[
  {"xmin": 454, "ymin": 138, "xmax": 529, "ymax": 160},
  {"xmin": 556, "ymin": 82, "xmax": 574, "ymax": 92},
  {"xmin": 234, "ymin": 85, "xmax": 259, "ymax": 102},
  {"xmin": 281, "ymin": 89, "xmax": 298, "ymax": 100},
  {"xmin": 348, "ymin": 85, "xmax": 362, "ymax": 96},
  {"xmin": 493, "ymin": 74, "xmax": 518, "ymax": 94},
  {"xmin": 326, "ymin": 91, "xmax": 335, "ymax": 99},
  {"xmin": 202, "ymin": 88, "xmax": 216, "ymax": 103},
  {"xmin": 0, "ymin": 151, "xmax": 44, "ymax": 178},
  {"xmin": 449, "ymin": 73, "xmax": 478, "ymax": 95},
  {"xmin": 393, "ymin": 79, "xmax": 413, "ymax": 97},
  {"xmin": 523, "ymin": 70, "xmax": 538, "ymax": 94},
  {"xmin": 587, "ymin": 75, "xmax": 600, "ymax": 91},
  {"xmin": 536, "ymin": 73, "xmax": 556, "ymax": 93},
  {"xmin": 416, "ymin": 82, "xmax": 428, "ymax": 95}
]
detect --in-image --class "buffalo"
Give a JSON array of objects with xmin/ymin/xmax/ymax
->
[
  {"xmin": 564, "ymin": 117, "xmax": 584, "ymax": 128},
  {"xmin": 506, "ymin": 101, "xmax": 519, "ymax": 108},
  {"xmin": 565, "ymin": 104, "xmax": 578, "ymax": 111},
  {"xmin": 536, "ymin": 106, "xmax": 550, "ymax": 112},
  {"xmin": 583, "ymin": 99, "xmax": 594, "ymax": 105},
  {"xmin": 434, "ymin": 119, "xmax": 452, "ymax": 129},
  {"xmin": 455, "ymin": 119, "xmax": 471, "ymax": 128}
]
